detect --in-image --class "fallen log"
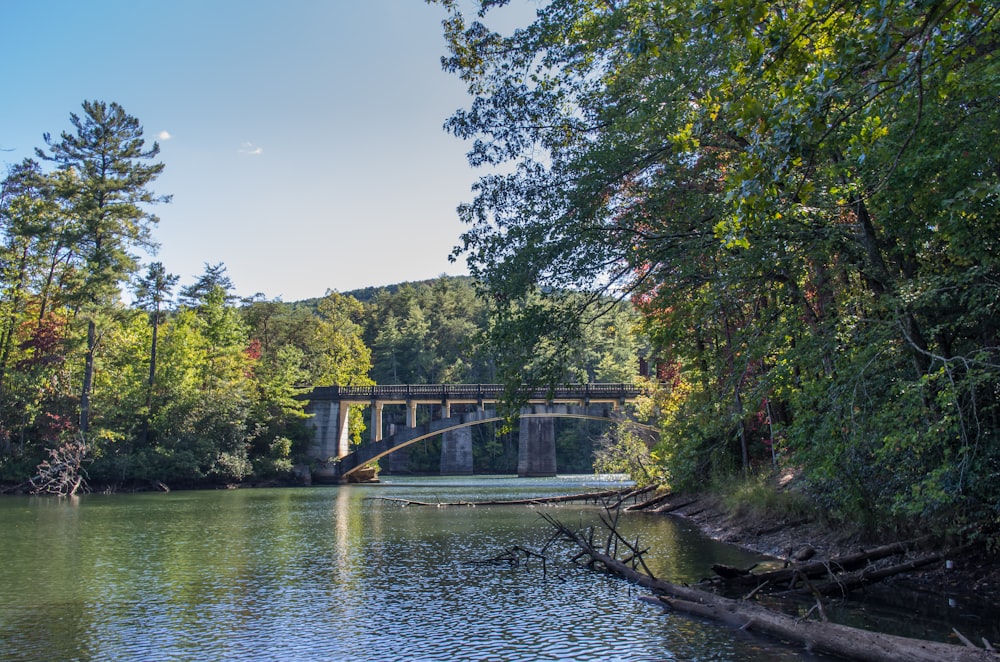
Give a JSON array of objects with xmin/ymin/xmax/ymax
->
[
  {"xmin": 711, "ymin": 562, "xmax": 759, "ymax": 579},
  {"xmin": 724, "ymin": 538, "xmax": 930, "ymax": 587},
  {"xmin": 780, "ymin": 553, "xmax": 945, "ymax": 597},
  {"xmin": 650, "ymin": 497, "xmax": 700, "ymax": 514},
  {"xmin": 624, "ymin": 490, "xmax": 675, "ymax": 511},
  {"xmin": 611, "ymin": 484, "xmax": 658, "ymax": 508},
  {"xmin": 371, "ymin": 487, "xmax": 631, "ymax": 508},
  {"xmin": 540, "ymin": 513, "xmax": 998, "ymax": 662}
]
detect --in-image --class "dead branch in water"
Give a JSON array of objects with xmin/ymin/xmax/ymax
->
[
  {"xmin": 371, "ymin": 487, "xmax": 641, "ymax": 508},
  {"xmin": 720, "ymin": 538, "xmax": 930, "ymax": 588},
  {"xmin": 540, "ymin": 512, "xmax": 998, "ymax": 662},
  {"xmin": 778, "ymin": 552, "xmax": 946, "ymax": 597},
  {"xmin": 29, "ymin": 438, "xmax": 91, "ymax": 497},
  {"xmin": 466, "ymin": 545, "xmax": 551, "ymax": 578}
]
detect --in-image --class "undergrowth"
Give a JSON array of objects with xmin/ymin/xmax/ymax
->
[{"xmin": 713, "ymin": 470, "xmax": 816, "ymax": 524}]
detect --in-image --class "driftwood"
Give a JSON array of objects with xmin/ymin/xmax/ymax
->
[
  {"xmin": 653, "ymin": 497, "xmax": 701, "ymax": 514},
  {"xmin": 466, "ymin": 545, "xmax": 551, "ymax": 577},
  {"xmin": 541, "ymin": 512, "xmax": 998, "ymax": 662},
  {"xmin": 624, "ymin": 490, "xmax": 676, "ymax": 511},
  {"xmin": 720, "ymin": 538, "xmax": 932, "ymax": 588},
  {"xmin": 711, "ymin": 562, "xmax": 758, "ymax": 579},
  {"xmin": 610, "ymin": 484, "xmax": 658, "ymax": 508},
  {"xmin": 779, "ymin": 552, "xmax": 946, "ymax": 597},
  {"xmin": 29, "ymin": 439, "xmax": 91, "ymax": 496},
  {"xmin": 372, "ymin": 487, "xmax": 638, "ymax": 508}
]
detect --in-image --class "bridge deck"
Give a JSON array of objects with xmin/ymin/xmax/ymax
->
[{"xmin": 308, "ymin": 383, "xmax": 642, "ymax": 405}]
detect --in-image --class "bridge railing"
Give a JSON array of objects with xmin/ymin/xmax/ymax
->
[{"xmin": 308, "ymin": 383, "xmax": 644, "ymax": 402}]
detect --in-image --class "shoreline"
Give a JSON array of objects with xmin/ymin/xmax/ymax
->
[{"xmin": 652, "ymin": 492, "xmax": 1000, "ymax": 613}]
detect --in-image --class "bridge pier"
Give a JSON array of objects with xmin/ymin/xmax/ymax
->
[
  {"xmin": 305, "ymin": 400, "xmax": 352, "ymax": 460},
  {"xmin": 440, "ymin": 427, "xmax": 474, "ymax": 475},
  {"xmin": 370, "ymin": 403, "xmax": 383, "ymax": 442},
  {"xmin": 517, "ymin": 408, "xmax": 557, "ymax": 477}
]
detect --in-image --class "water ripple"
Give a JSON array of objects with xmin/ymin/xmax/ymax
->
[{"xmin": 0, "ymin": 482, "xmax": 828, "ymax": 661}]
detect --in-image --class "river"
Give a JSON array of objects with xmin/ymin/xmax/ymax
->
[{"xmin": 0, "ymin": 476, "xmax": 978, "ymax": 661}]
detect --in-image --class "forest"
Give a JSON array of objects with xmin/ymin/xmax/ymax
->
[
  {"xmin": 0, "ymin": 101, "xmax": 641, "ymax": 490},
  {"xmin": 4, "ymin": 0, "xmax": 1000, "ymax": 549}
]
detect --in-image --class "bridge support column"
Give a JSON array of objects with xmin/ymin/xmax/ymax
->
[
  {"xmin": 407, "ymin": 400, "xmax": 418, "ymax": 428},
  {"xmin": 370, "ymin": 403, "xmax": 383, "ymax": 442},
  {"xmin": 304, "ymin": 400, "xmax": 353, "ymax": 462},
  {"xmin": 305, "ymin": 400, "xmax": 335, "ymax": 460},
  {"xmin": 336, "ymin": 403, "xmax": 351, "ymax": 459},
  {"xmin": 517, "ymin": 409, "xmax": 557, "ymax": 477},
  {"xmin": 440, "ymin": 426, "xmax": 473, "ymax": 475}
]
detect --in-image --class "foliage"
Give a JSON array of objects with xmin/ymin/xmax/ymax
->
[
  {"xmin": 432, "ymin": 0, "xmax": 1000, "ymax": 536},
  {"xmin": 594, "ymin": 424, "xmax": 666, "ymax": 488},
  {"xmin": 35, "ymin": 100, "xmax": 169, "ymax": 435},
  {"xmin": 716, "ymin": 471, "xmax": 814, "ymax": 525},
  {"xmin": 363, "ymin": 276, "xmax": 491, "ymax": 384},
  {"xmin": 0, "ymin": 104, "xmax": 380, "ymax": 487}
]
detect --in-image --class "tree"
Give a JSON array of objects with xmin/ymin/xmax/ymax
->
[
  {"xmin": 178, "ymin": 262, "xmax": 235, "ymax": 307},
  {"xmin": 0, "ymin": 160, "xmax": 48, "ymax": 396},
  {"xmin": 132, "ymin": 261, "xmax": 179, "ymax": 443},
  {"xmin": 432, "ymin": 1, "xmax": 1000, "ymax": 531},
  {"xmin": 35, "ymin": 101, "xmax": 169, "ymax": 434}
]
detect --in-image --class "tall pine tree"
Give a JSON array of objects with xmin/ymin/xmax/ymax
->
[{"xmin": 36, "ymin": 101, "xmax": 169, "ymax": 433}]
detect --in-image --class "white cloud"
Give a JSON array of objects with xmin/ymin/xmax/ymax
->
[
  {"xmin": 238, "ymin": 141, "xmax": 263, "ymax": 156},
  {"xmin": 157, "ymin": 130, "xmax": 172, "ymax": 141}
]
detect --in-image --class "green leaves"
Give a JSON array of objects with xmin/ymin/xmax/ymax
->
[{"xmin": 436, "ymin": 0, "xmax": 1000, "ymax": 534}]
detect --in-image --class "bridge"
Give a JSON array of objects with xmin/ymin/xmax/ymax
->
[{"xmin": 303, "ymin": 384, "xmax": 645, "ymax": 482}]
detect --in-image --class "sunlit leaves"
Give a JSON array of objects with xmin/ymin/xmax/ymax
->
[{"xmin": 434, "ymin": 0, "xmax": 1000, "ymax": 533}]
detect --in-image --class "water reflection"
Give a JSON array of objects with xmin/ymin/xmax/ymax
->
[{"xmin": 1, "ymin": 478, "xmax": 835, "ymax": 661}]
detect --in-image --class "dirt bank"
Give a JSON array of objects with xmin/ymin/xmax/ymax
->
[{"xmin": 653, "ymin": 492, "xmax": 1000, "ymax": 611}]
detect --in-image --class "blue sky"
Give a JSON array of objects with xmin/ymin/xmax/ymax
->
[{"xmin": 1, "ymin": 1, "xmax": 533, "ymax": 301}]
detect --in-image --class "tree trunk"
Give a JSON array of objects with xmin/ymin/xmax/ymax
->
[
  {"xmin": 141, "ymin": 308, "xmax": 160, "ymax": 444},
  {"xmin": 79, "ymin": 318, "xmax": 95, "ymax": 433},
  {"xmin": 720, "ymin": 538, "xmax": 933, "ymax": 588},
  {"xmin": 854, "ymin": 196, "xmax": 932, "ymax": 374}
]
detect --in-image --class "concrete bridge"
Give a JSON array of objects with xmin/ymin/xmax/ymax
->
[{"xmin": 304, "ymin": 384, "xmax": 644, "ymax": 482}]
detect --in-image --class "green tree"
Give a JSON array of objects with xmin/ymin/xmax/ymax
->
[
  {"xmin": 132, "ymin": 261, "xmax": 179, "ymax": 444},
  {"xmin": 0, "ymin": 161, "xmax": 48, "ymax": 396},
  {"xmin": 0, "ymin": 162, "xmax": 80, "ymax": 462},
  {"xmin": 363, "ymin": 277, "xmax": 493, "ymax": 385},
  {"xmin": 242, "ymin": 291, "xmax": 373, "ymax": 453},
  {"xmin": 178, "ymin": 262, "xmax": 235, "ymax": 307},
  {"xmin": 432, "ymin": 0, "xmax": 1000, "ymax": 532},
  {"xmin": 35, "ymin": 100, "xmax": 169, "ymax": 434},
  {"xmin": 144, "ymin": 288, "xmax": 257, "ymax": 483}
]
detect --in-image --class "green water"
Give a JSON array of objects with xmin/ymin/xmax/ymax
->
[{"xmin": 0, "ymin": 476, "xmax": 844, "ymax": 660}]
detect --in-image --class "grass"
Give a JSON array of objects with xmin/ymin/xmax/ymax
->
[{"xmin": 715, "ymin": 469, "xmax": 815, "ymax": 523}]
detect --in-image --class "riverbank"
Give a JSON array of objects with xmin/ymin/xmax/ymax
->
[{"xmin": 651, "ymin": 489, "xmax": 1000, "ymax": 612}]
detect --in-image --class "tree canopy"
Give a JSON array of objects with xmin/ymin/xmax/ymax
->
[{"xmin": 433, "ymin": 0, "xmax": 1000, "ymax": 535}]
